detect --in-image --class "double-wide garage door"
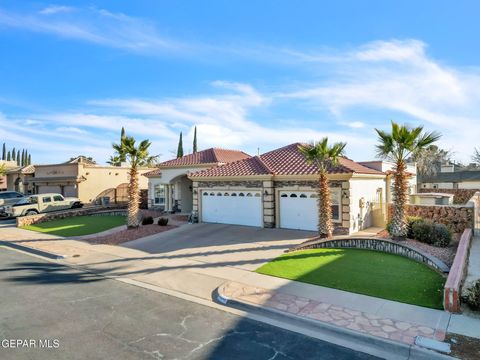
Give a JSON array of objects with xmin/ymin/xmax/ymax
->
[
  {"xmin": 279, "ymin": 191, "xmax": 318, "ymax": 231},
  {"xmin": 201, "ymin": 190, "xmax": 262, "ymax": 227}
]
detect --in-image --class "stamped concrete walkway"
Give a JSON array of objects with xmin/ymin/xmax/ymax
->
[{"xmin": 218, "ymin": 280, "xmax": 448, "ymax": 345}]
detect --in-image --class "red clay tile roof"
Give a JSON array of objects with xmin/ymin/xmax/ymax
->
[
  {"xmin": 143, "ymin": 148, "xmax": 251, "ymax": 177},
  {"xmin": 190, "ymin": 143, "xmax": 384, "ymax": 178}
]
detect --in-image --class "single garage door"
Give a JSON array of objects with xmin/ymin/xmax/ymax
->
[
  {"xmin": 201, "ymin": 190, "xmax": 262, "ymax": 227},
  {"xmin": 279, "ymin": 191, "xmax": 318, "ymax": 231}
]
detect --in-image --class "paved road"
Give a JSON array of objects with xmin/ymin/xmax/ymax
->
[{"xmin": 0, "ymin": 247, "xmax": 377, "ymax": 360}]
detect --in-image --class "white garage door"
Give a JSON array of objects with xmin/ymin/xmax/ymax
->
[
  {"xmin": 279, "ymin": 191, "xmax": 318, "ymax": 231},
  {"xmin": 201, "ymin": 190, "xmax": 262, "ymax": 227}
]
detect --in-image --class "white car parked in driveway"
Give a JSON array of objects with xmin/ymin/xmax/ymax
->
[
  {"xmin": 0, "ymin": 191, "xmax": 25, "ymax": 206},
  {"xmin": 0, "ymin": 193, "xmax": 83, "ymax": 217}
]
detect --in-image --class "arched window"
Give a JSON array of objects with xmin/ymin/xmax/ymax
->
[
  {"xmin": 290, "ymin": 194, "xmax": 298, "ymax": 198},
  {"xmin": 281, "ymin": 194, "xmax": 288, "ymax": 198},
  {"xmin": 300, "ymin": 194, "xmax": 307, "ymax": 198},
  {"xmin": 246, "ymin": 193, "xmax": 253, "ymax": 197},
  {"xmin": 254, "ymin": 193, "xmax": 261, "ymax": 197},
  {"xmin": 239, "ymin": 193, "xmax": 245, "ymax": 197},
  {"xmin": 231, "ymin": 193, "xmax": 237, "ymax": 196},
  {"xmin": 217, "ymin": 192, "xmax": 222, "ymax": 196},
  {"xmin": 310, "ymin": 194, "xmax": 317, "ymax": 198},
  {"xmin": 203, "ymin": 192, "xmax": 208, "ymax": 196},
  {"xmin": 210, "ymin": 192, "xmax": 215, "ymax": 196}
]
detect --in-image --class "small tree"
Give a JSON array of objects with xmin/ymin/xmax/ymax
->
[
  {"xmin": 2, "ymin": 143, "xmax": 5, "ymax": 160},
  {"xmin": 16, "ymin": 150, "xmax": 20, "ymax": 166},
  {"xmin": 177, "ymin": 132, "xmax": 184, "ymax": 158},
  {"xmin": 193, "ymin": 126, "xmax": 198, "ymax": 153},
  {"xmin": 12, "ymin": 148, "xmax": 16, "ymax": 161},
  {"xmin": 112, "ymin": 135, "xmax": 158, "ymax": 228},
  {"xmin": 7, "ymin": 151, "xmax": 11, "ymax": 161},
  {"xmin": 28, "ymin": 154, "xmax": 31, "ymax": 165},
  {"xmin": 473, "ymin": 148, "xmax": 480, "ymax": 165},
  {"xmin": 376, "ymin": 122, "xmax": 440, "ymax": 239},
  {"xmin": 299, "ymin": 138, "xmax": 346, "ymax": 238}
]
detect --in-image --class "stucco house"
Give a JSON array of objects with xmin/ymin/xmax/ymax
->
[
  {"xmin": 7, "ymin": 156, "xmax": 151, "ymax": 204},
  {"xmin": 144, "ymin": 148, "xmax": 251, "ymax": 212}
]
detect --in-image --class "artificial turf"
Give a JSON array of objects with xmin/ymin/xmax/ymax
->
[
  {"xmin": 22, "ymin": 215, "xmax": 126, "ymax": 237},
  {"xmin": 256, "ymin": 248, "xmax": 446, "ymax": 309}
]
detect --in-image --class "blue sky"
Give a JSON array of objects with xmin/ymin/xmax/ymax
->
[{"xmin": 1, "ymin": 1, "xmax": 479, "ymax": 164}]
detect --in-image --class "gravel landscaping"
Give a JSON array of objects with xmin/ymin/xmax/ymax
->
[{"xmin": 376, "ymin": 229, "xmax": 458, "ymax": 266}]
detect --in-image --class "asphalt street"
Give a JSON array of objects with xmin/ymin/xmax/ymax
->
[{"xmin": 0, "ymin": 246, "xmax": 378, "ymax": 360}]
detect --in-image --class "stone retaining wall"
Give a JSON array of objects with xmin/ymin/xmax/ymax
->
[
  {"xmin": 16, "ymin": 205, "xmax": 127, "ymax": 227},
  {"xmin": 387, "ymin": 204, "xmax": 474, "ymax": 234},
  {"xmin": 444, "ymin": 229, "xmax": 473, "ymax": 313},
  {"xmin": 290, "ymin": 237, "xmax": 449, "ymax": 273},
  {"xmin": 419, "ymin": 188, "xmax": 478, "ymax": 205}
]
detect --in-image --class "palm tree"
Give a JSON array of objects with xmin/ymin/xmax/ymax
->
[
  {"xmin": 376, "ymin": 122, "xmax": 440, "ymax": 239},
  {"xmin": 299, "ymin": 138, "xmax": 346, "ymax": 239},
  {"xmin": 112, "ymin": 135, "xmax": 158, "ymax": 228}
]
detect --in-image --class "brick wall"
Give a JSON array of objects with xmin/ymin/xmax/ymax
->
[{"xmin": 444, "ymin": 229, "xmax": 473, "ymax": 312}]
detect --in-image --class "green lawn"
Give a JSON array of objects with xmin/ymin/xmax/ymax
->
[
  {"xmin": 22, "ymin": 215, "xmax": 126, "ymax": 237},
  {"xmin": 256, "ymin": 248, "xmax": 446, "ymax": 309}
]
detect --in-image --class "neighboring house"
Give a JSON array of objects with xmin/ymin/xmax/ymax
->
[
  {"xmin": 0, "ymin": 160, "xmax": 18, "ymax": 191},
  {"xmin": 8, "ymin": 156, "xmax": 151, "ymax": 204},
  {"xmin": 6, "ymin": 164, "xmax": 35, "ymax": 194},
  {"xmin": 144, "ymin": 148, "xmax": 251, "ymax": 212},
  {"xmin": 419, "ymin": 169, "xmax": 480, "ymax": 190},
  {"xmin": 358, "ymin": 161, "xmax": 417, "ymax": 200},
  {"xmin": 188, "ymin": 143, "xmax": 388, "ymax": 235}
]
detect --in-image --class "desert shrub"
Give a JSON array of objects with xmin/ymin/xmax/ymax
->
[
  {"xmin": 411, "ymin": 220, "xmax": 452, "ymax": 247},
  {"xmin": 462, "ymin": 280, "xmax": 480, "ymax": 311},
  {"xmin": 407, "ymin": 216, "xmax": 423, "ymax": 239},
  {"xmin": 432, "ymin": 223, "xmax": 452, "ymax": 247},
  {"xmin": 142, "ymin": 216, "xmax": 154, "ymax": 225},
  {"xmin": 157, "ymin": 217, "xmax": 169, "ymax": 226},
  {"xmin": 411, "ymin": 220, "xmax": 435, "ymax": 244}
]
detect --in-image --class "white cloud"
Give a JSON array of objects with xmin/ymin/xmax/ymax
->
[
  {"xmin": 39, "ymin": 5, "xmax": 75, "ymax": 15},
  {"xmin": 0, "ymin": 7, "xmax": 178, "ymax": 53}
]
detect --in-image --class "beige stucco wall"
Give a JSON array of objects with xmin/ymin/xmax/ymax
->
[
  {"xmin": 458, "ymin": 181, "xmax": 480, "ymax": 190},
  {"xmin": 349, "ymin": 176, "xmax": 387, "ymax": 233},
  {"xmin": 77, "ymin": 165, "xmax": 150, "ymax": 203},
  {"xmin": 35, "ymin": 163, "xmax": 79, "ymax": 177}
]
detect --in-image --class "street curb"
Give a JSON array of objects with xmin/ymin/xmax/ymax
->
[
  {"xmin": 0, "ymin": 241, "xmax": 66, "ymax": 260},
  {"xmin": 215, "ymin": 288, "xmax": 457, "ymax": 360}
]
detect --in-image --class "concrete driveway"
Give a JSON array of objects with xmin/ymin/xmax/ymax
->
[{"xmin": 122, "ymin": 223, "xmax": 315, "ymax": 271}]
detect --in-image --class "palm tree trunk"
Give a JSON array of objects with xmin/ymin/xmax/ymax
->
[
  {"xmin": 127, "ymin": 166, "xmax": 140, "ymax": 228},
  {"xmin": 318, "ymin": 171, "xmax": 334, "ymax": 238},
  {"xmin": 391, "ymin": 160, "xmax": 408, "ymax": 239}
]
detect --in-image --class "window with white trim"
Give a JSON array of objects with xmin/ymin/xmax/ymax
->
[
  {"xmin": 331, "ymin": 188, "xmax": 341, "ymax": 222},
  {"xmin": 154, "ymin": 184, "xmax": 166, "ymax": 205}
]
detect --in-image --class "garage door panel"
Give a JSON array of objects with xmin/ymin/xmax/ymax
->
[
  {"xmin": 279, "ymin": 191, "xmax": 318, "ymax": 231},
  {"xmin": 201, "ymin": 191, "xmax": 262, "ymax": 227}
]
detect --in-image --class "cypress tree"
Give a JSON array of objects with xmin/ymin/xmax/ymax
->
[
  {"xmin": 24, "ymin": 150, "xmax": 28, "ymax": 166},
  {"xmin": 16, "ymin": 150, "xmax": 20, "ymax": 166},
  {"xmin": 21, "ymin": 149, "xmax": 25, "ymax": 166},
  {"xmin": 12, "ymin": 148, "xmax": 16, "ymax": 161},
  {"xmin": 2, "ymin": 143, "xmax": 5, "ymax": 160},
  {"xmin": 28, "ymin": 154, "xmax": 31, "ymax": 165},
  {"xmin": 193, "ymin": 126, "xmax": 197, "ymax": 153},
  {"xmin": 119, "ymin": 127, "xmax": 126, "ymax": 164},
  {"xmin": 7, "ymin": 151, "xmax": 11, "ymax": 161},
  {"xmin": 176, "ymin": 132, "xmax": 184, "ymax": 158}
]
